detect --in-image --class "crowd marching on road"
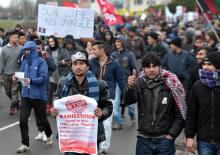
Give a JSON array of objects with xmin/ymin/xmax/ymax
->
[{"xmin": 0, "ymin": 9, "xmax": 220, "ymax": 155}]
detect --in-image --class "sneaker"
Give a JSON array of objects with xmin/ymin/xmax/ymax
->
[
  {"xmin": 42, "ymin": 131, "xmax": 47, "ymax": 142},
  {"xmin": 46, "ymin": 134, "xmax": 53, "ymax": 145},
  {"xmin": 99, "ymin": 149, "xmax": 109, "ymax": 154},
  {"xmin": 9, "ymin": 107, "xmax": 16, "ymax": 115},
  {"xmin": 35, "ymin": 131, "xmax": 43, "ymax": 141},
  {"xmin": 130, "ymin": 117, "xmax": 136, "ymax": 125},
  {"xmin": 112, "ymin": 123, "xmax": 123, "ymax": 130},
  {"xmin": 16, "ymin": 144, "xmax": 30, "ymax": 153}
]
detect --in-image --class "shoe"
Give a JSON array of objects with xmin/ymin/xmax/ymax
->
[
  {"xmin": 16, "ymin": 144, "xmax": 30, "ymax": 153},
  {"xmin": 130, "ymin": 117, "xmax": 136, "ymax": 125},
  {"xmin": 9, "ymin": 107, "xmax": 16, "ymax": 115},
  {"xmin": 42, "ymin": 131, "xmax": 47, "ymax": 142},
  {"xmin": 46, "ymin": 134, "xmax": 53, "ymax": 145},
  {"xmin": 112, "ymin": 123, "xmax": 123, "ymax": 130},
  {"xmin": 99, "ymin": 149, "xmax": 109, "ymax": 154},
  {"xmin": 35, "ymin": 131, "xmax": 43, "ymax": 141}
]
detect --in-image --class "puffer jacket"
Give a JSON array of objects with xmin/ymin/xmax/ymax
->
[
  {"xmin": 20, "ymin": 41, "xmax": 48, "ymax": 101},
  {"xmin": 125, "ymin": 76, "xmax": 185, "ymax": 138}
]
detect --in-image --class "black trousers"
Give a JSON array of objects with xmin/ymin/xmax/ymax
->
[
  {"xmin": 48, "ymin": 82, "xmax": 57, "ymax": 105},
  {"xmin": 19, "ymin": 97, "xmax": 52, "ymax": 146}
]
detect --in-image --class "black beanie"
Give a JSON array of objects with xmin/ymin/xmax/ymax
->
[
  {"xmin": 149, "ymin": 32, "xmax": 158, "ymax": 41},
  {"xmin": 204, "ymin": 52, "xmax": 220, "ymax": 69},
  {"xmin": 170, "ymin": 38, "xmax": 182, "ymax": 48}
]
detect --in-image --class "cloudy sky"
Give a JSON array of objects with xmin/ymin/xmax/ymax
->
[{"xmin": 0, "ymin": 0, "xmax": 11, "ymax": 8}]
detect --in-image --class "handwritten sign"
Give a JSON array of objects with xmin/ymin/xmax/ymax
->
[
  {"xmin": 37, "ymin": 4, "xmax": 94, "ymax": 38},
  {"xmin": 54, "ymin": 94, "xmax": 98, "ymax": 154}
]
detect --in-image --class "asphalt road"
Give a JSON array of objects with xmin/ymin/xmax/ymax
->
[{"xmin": 0, "ymin": 87, "xmax": 196, "ymax": 155}]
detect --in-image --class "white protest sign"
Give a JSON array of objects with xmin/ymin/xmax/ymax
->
[
  {"xmin": 54, "ymin": 94, "xmax": 98, "ymax": 154},
  {"xmin": 37, "ymin": 4, "xmax": 95, "ymax": 39}
]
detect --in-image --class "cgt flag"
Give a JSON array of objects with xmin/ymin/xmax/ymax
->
[
  {"xmin": 197, "ymin": 0, "xmax": 220, "ymax": 14},
  {"xmin": 97, "ymin": 0, "xmax": 123, "ymax": 25},
  {"xmin": 63, "ymin": 1, "xmax": 79, "ymax": 8}
]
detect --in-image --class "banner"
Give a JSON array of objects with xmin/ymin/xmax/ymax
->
[
  {"xmin": 37, "ymin": 4, "xmax": 94, "ymax": 38},
  {"xmin": 197, "ymin": 0, "xmax": 220, "ymax": 14},
  {"xmin": 54, "ymin": 94, "xmax": 98, "ymax": 154},
  {"xmin": 97, "ymin": 0, "xmax": 123, "ymax": 25}
]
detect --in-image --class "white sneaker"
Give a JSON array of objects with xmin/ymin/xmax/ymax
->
[
  {"xmin": 35, "ymin": 131, "xmax": 43, "ymax": 141},
  {"xmin": 16, "ymin": 144, "xmax": 30, "ymax": 153},
  {"xmin": 46, "ymin": 134, "xmax": 53, "ymax": 145},
  {"xmin": 99, "ymin": 148, "xmax": 109, "ymax": 154},
  {"xmin": 42, "ymin": 131, "xmax": 47, "ymax": 142}
]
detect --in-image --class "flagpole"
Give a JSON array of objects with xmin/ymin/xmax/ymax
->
[{"xmin": 195, "ymin": 0, "xmax": 220, "ymax": 43}]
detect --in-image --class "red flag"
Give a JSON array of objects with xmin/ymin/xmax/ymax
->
[
  {"xmin": 63, "ymin": 1, "xmax": 79, "ymax": 8},
  {"xmin": 97, "ymin": 0, "xmax": 123, "ymax": 26},
  {"xmin": 204, "ymin": 0, "xmax": 220, "ymax": 13},
  {"xmin": 197, "ymin": 0, "xmax": 220, "ymax": 14}
]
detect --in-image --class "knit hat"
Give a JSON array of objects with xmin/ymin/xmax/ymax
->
[
  {"xmin": 170, "ymin": 38, "xmax": 182, "ymax": 48},
  {"xmin": 204, "ymin": 52, "xmax": 220, "ymax": 69},
  {"xmin": 148, "ymin": 32, "xmax": 158, "ymax": 41},
  {"xmin": 64, "ymin": 35, "xmax": 75, "ymax": 45},
  {"xmin": 71, "ymin": 51, "xmax": 88, "ymax": 65}
]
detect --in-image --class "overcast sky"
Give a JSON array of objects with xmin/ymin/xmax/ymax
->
[{"xmin": 0, "ymin": 0, "xmax": 11, "ymax": 8}]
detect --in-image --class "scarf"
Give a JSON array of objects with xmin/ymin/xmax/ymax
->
[
  {"xmin": 61, "ymin": 70, "xmax": 99, "ymax": 102},
  {"xmin": 199, "ymin": 69, "xmax": 220, "ymax": 92},
  {"xmin": 140, "ymin": 69, "xmax": 187, "ymax": 119},
  {"xmin": 161, "ymin": 69, "xmax": 186, "ymax": 119}
]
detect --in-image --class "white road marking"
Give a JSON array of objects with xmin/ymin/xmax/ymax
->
[
  {"xmin": 0, "ymin": 121, "xmax": 19, "ymax": 131},
  {"xmin": 0, "ymin": 118, "xmax": 31, "ymax": 132}
]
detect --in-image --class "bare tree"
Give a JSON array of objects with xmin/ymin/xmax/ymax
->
[{"xmin": 8, "ymin": 0, "xmax": 22, "ymax": 19}]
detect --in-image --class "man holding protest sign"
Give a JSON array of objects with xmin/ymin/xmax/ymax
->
[{"xmin": 51, "ymin": 51, "xmax": 112, "ymax": 155}]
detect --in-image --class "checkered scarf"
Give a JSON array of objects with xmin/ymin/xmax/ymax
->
[
  {"xmin": 199, "ymin": 69, "xmax": 220, "ymax": 92},
  {"xmin": 161, "ymin": 69, "xmax": 186, "ymax": 119}
]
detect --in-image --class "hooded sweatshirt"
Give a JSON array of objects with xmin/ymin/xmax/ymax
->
[
  {"xmin": 111, "ymin": 35, "xmax": 139, "ymax": 80},
  {"xmin": 20, "ymin": 41, "xmax": 48, "ymax": 101}
]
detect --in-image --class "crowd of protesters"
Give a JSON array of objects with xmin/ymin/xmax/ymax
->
[{"xmin": 0, "ymin": 12, "xmax": 220, "ymax": 155}]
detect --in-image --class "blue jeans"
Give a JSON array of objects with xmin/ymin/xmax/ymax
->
[
  {"xmin": 128, "ymin": 104, "xmax": 135, "ymax": 119},
  {"xmin": 113, "ymin": 84, "xmax": 124, "ymax": 125},
  {"xmin": 136, "ymin": 136, "xmax": 175, "ymax": 155},
  {"xmin": 198, "ymin": 141, "xmax": 220, "ymax": 155}
]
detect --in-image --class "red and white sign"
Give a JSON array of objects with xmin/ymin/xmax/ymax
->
[
  {"xmin": 97, "ymin": 0, "xmax": 123, "ymax": 25},
  {"xmin": 54, "ymin": 94, "xmax": 98, "ymax": 154}
]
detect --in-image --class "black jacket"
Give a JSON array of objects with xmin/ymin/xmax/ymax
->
[
  {"xmin": 56, "ymin": 76, "xmax": 113, "ymax": 143},
  {"xmin": 125, "ymin": 76, "xmax": 185, "ymax": 138},
  {"xmin": 185, "ymin": 80, "xmax": 220, "ymax": 143}
]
